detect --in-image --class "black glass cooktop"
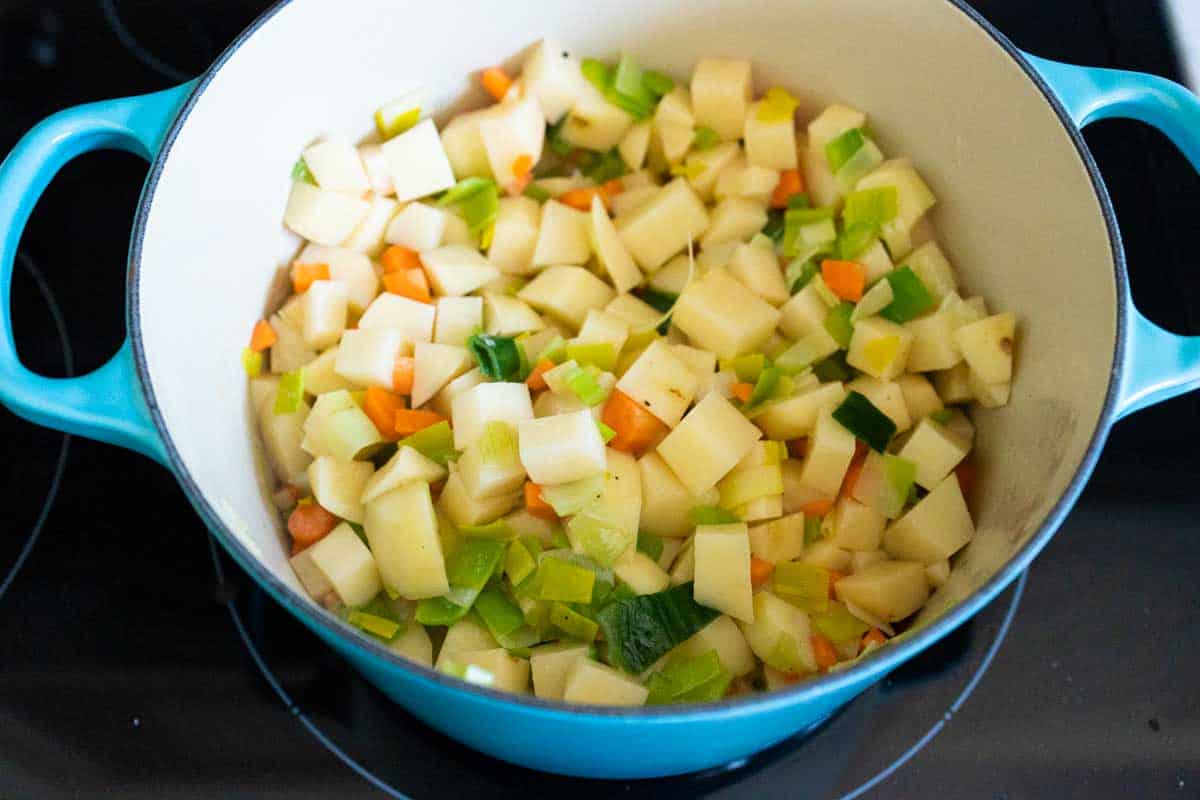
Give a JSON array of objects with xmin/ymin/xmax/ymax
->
[{"xmin": 2, "ymin": 2, "xmax": 1198, "ymax": 797}]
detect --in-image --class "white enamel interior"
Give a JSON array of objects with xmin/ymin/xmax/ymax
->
[{"xmin": 136, "ymin": 0, "xmax": 1116, "ymax": 636}]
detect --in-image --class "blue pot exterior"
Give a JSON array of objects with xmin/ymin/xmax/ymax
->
[{"xmin": 4, "ymin": 0, "xmax": 1200, "ymax": 781}]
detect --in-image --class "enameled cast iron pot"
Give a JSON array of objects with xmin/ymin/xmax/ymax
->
[{"xmin": 3, "ymin": 0, "xmax": 1200, "ymax": 780}]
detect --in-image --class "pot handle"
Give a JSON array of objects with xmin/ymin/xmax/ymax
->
[
  {"xmin": 1026, "ymin": 54, "xmax": 1200, "ymax": 419},
  {"xmin": 0, "ymin": 82, "xmax": 194, "ymax": 462}
]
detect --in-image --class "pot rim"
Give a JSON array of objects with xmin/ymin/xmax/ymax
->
[{"xmin": 126, "ymin": 0, "xmax": 1126, "ymax": 721}]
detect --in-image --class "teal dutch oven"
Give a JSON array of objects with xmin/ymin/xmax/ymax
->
[{"xmin": 2, "ymin": 0, "xmax": 1198, "ymax": 779}]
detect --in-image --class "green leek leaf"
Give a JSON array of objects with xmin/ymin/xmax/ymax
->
[
  {"xmin": 832, "ymin": 390, "xmax": 897, "ymax": 453},
  {"xmin": 825, "ymin": 128, "xmax": 866, "ymax": 174},
  {"xmin": 291, "ymin": 158, "xmax": 315, "ymax": 185},
  {"xmin": 596, "ymin": 583, "xmax": 721, "ymax": 673},
  {"xmin": 692, "ymin": 126, "xmax": 720, "ymax": 150},
  {"xmin": 880, "ymin": 267, "xmax": 935, "ymax": 324},
  {"xmin": 689, "ymin": 506, "xmax": 741, "ymax": 525},
  {"xmin": 468, "ymin": 333, "xmax": 522, "ymax": 381},
  {"xmin": 398, "ymin": 421, "xmax": 458, "ymax": 466},
  {"xmin": 273, "ymin": 370, "xmax": 305, "ymax": 414}
]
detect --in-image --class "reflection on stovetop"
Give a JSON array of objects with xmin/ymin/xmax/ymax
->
[{"xmin": 1, "ymin": 1, "xmax": 1198, "ymax": 798}]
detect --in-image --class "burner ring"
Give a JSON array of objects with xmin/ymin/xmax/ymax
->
[{"xmin": 0, "ymin": 252, "xmax": 73, "ymax": 601}]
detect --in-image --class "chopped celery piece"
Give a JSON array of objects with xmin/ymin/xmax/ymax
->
[
  {"xmin": 692, "ymin": 126, "xmax": 721, "ymax": 150},
  {"xmin": 642, "ymin": 70, "xmax": 675, "ymax": 97},
  {"xmin": 346, "ymin": 610, "xmax": 402, "ymax": 640},
  {"xmin": 564, "ymin": 365, "xmax": 608, "ymax": 406},
  {"xmin": 719, "ymin": 465, "xmax": 784, "ymax": 509},
  {"xmin": 496, "ymin": 626, "xmax": 541, "ymax": 652},
  {"xmin": 765, "ymin": 632, "xmax": 806, "ymax": 673},
  {"xmin": 636, "ymin": 531, "xmax": 665, "ymax": 562},
  {"xmin": 468, "ymin": 333, "xmax": 522, "ymax": 381},
  {"xmin": 478, "ymin": 420, "xmax": 519, "ymax": 467},
  {"xmin": 475, "ymin": 587, "xmax": 526, "ymax": 639},
  {"xmin": 837, "ymin": 223, "xmax": 876, "ymax": 260},
  {"xmin": 690, "ymin": 505, "xmax": 741, "ymax": 525},
  {"xmin": 843, "ymin": 187, "xmax": 899, "ymax": 232},
  {"xmin": 824, "ymin": 302, "xmax": 855, "ymax": 349},
  {"xmin": 880, "ymin": 267, "xmax": 935, "ymax": 323},
  {"xmin": 747, "ymin": 366, "xmax": 783, "ymax": 408},
  {"xmin": 581, "ymin": 58, "xmax": 613, "ymax": 92},
  {"xmin": 929, "ymin": 408, "xmax": 954, "ymax": 424},
  {"xmin": 646, "ymin": 649, "xmax": 726, "ymax": 704},
  {"xmin": 291, "ymin": 158, "xmax": 315, "ymax": 185},
  {"xmin": 675, "ymin": 668, "xmax": 732, "ymax": 702},
  {"xmin": 597, "ymin": 421, "xmax": 617, "ymax": 444},
  {"xmin": 852, "ymin": 278, "xmax": 895, "ymax": 322},
  {"xmin": 540, "ymin": 474, "xmax": 604, "ymax": 517},
  {"xmin": 583, "ymin": 149, "xmax": 628, "ymax": 184},
  {"xmin": 505, "ymin": 539, "xmax": 538, "ymax": 585},
  {"xmin": 566, "ymin": 501, "xmax": 634, "ymax": 567},
  {"xmin": 447, "ymin": 180, "xmax": 500, "ymax": 234},
  {"xmin": 273, "ymin": 370, "xmax": 305, "ymax": 414},
  {"xmin": 398, "ymin": 421, "xmax": 458, "ymax": 466},
  {"xmin": 813, "ymin": 353, "xmax": 853, "ymax": 382},
  {"xmin": 833, "ymin": 390, "xmax": 897, "ymax": 453},
  {"xmin": 550, "ymin": 602, "xmax": 600, "ymax": 641},
  {"xmin": 414, "ymin": 595, "xmax": 474, "ymax": 626},
  {"xmin": 446, "ymin": 538, "xmax": 506, "ymax": 589},
  {"xmin": 774, "ymin": 561, "xmax": 831, "ymax": 613},
  {"xmin": 611, "ymin": 54, "xmax": 657, "ymax": 118},
  {"xmin": 786, "ymin": 258, "xmax": 820, "ymax": 294},
  {"xmin": 596, "ymin": 582, "xmax": 721, "ymax": 673},
  {"xmin": 565, "ymin": 341, "xmax": 618, "ymax": 372},
  {"xmin": 670, "ymin": 162, "xmax": 705, "ymax": 180},
  {"xmin": 813, "ymin": 601, "xmax": 871, "ymax": 642},
  {"xmin": 538, "ymin": 336, "xmax": 568, "ymax": 365},
  {"xmin": 720, "ymin": 353, "xmax": 766, "ymax": 383},
  {"xmin": 241, "ymin": 348, "xmax": 263, "ymax": 378},
  {"xmin": 437, "ymin": 177, "xmax": 493, "ymax": 207},
  {"xmin": 825, "ymin": 128, "xmax": 866, "ymax": 174},
  {"xmin": 523, "ymin": 183, "xmax": 552, "ymax": 202},
  {"xmin": 458, "ymin": 520, "xmax": 517, "ymax": 540},
  {"xmin": 757, "ymin": 86, "xmax": 799, "ymax": 123},
  {"xmin": 375, "ymin": 106, "xmax": 420, "ymax": 139},
  {"xmin": 537, "ymin": 558, "xmax": 596, "ymax": 604},
  {"xmin": 804, "ymin": 515, "xmax": 824, "ymax": 545}
]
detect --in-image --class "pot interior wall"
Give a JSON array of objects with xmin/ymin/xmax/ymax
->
[{"xmin": 135, "ymin": 0, "xmax": 1116, "ymax": 634}]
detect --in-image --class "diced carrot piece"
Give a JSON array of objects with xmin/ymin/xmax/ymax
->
[
  {"xmin": 800, "ymin": 498, "xmax": 834, "ymax": 517},
  {"xmin": 383, "ymin": 268, "xmax": 432, "ymax": 303},
  {"xmin": 381, "ymin": 244, "xmax": 422, "ymax": 275},
  {"xmin": 394, "ymin": 408, "xmax": 446, "ymax": 436},
  {"xmin": 821, "ymin": 260, "xmax": 867, "ymax": 302},
  {"xmin": 480, "ymin": 67, "xmax": 513, "ymax": 101},
  {"xmin": 525, "ymin": 358, "xmax": 556, "ymax": 391},
  {"xmin": 525, "ymin": 481, "xmax": 558, "ymax": 520},
  {"xmin": 363, "ymin": 386, "xmax": 405, "ymax": 440},
  {"xmin": 511, "ymin": 154, "xmax": 534, "ymax": 181},
  {"xmin": 954, "ymin": 458, "xmax": 976, "ymax": 497},
  {"xmin": 601, "ymin": 389, "xmax": 669, "ymax": 455},
  {"xmin": 249, "ymin": 320, "xmax": 277, "ymax": 352},
  {"xmin": 826, "ymin": 569, "xmax": 846, "ymax": 599},
  {"xmin": 840, "ymin": 441, "xmax": 870, "ymax": 499},
  {"xmin": 557, "ymin": 187, "xmax": 601, "ymax": 212},
  {"xmin": 291, "ymin": 262, "xmax": 330, "ymax": 294},
  {"xmin": 287, "ymin": 503, "xmax": 339, "ymax": 551},
  {"xmin": 600, "ymin": 178, "xmax": 624, "ymax": 199},
  {"xmin": 787, "ymin": 437, "xmax": 809, "ymax": 459},
  {"xmin": 861, "ymin": 628, "xmax": 888, "ymax": 653},
  {"xmin": 811, "ymin": 633, "xmax": 838, "ymax": 671},
  {"xmin": 392, "ymin": 355, "xmax": 415, "ymax": 395},
  {"xmin": 750, "ymin": 556, "xmax": 775, "ymax": 588},
  {"xmin": 771, "ymin": 168, "xmax": 805, "ymax": 209},
  {"xmin": 730, "ymin": 382, "xmax": 754, "ymax": 403}
]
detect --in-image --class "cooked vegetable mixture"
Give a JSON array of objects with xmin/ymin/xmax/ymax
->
[{"xmin": 248, "ymin": 42, "xmax": 1017, "ymax": 705}]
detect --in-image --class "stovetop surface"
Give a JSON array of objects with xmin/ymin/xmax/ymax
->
[{"xmin": 1, "ymin": 1, "xmax": 1197, "ymax": 797}]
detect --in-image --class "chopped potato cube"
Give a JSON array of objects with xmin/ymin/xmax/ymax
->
[
  {"xmin": 847, "ymin": 316, "xmax": 913, "ymax": 380},
  {"xmin": 954, "ymin": 312, "xmax": 1016, "ymax": 384},
  {"xmin": 675, "ymin": 615, "xmax": 757, "ymax": 677},
  {"xmin": 306, "ymin": 523, "xmax": 382, "ymax": 608},
  {"xmin": 533, "ymin": 199, "xmax": 591, "ymax": 267},
  {"xmin": 530, "ymin": 642, "xmax": 592, "ymax": 700},
  {"xmin": 673, "ymin": 268, "xmax": 781, "ymax": 358},
  {"xmin": 835, "ymin": 561, "xmax": 930, "ymax": 622},
  {"xmin": 364, "ymin": 481, "xmax": 448, "ymax": 600},
  {"xmin": 615, "ymin": 339, "xmax": 701, "ymax": 428},
  {"xmin": 518, "ymin": 410, "xmax": 608, "ymax": 485},
  {"xmin": 796, "ymin": 410, "xmax": 856, "ymax": 497},
  {"xmin": 693, "ymin": 523, "xmax": 754, "ymax": 622},
  {"xmin": 519, "ymin": 265, "xmax": 616, "ymax": 330},
  {"xmin": 617, "ymin": 177, "xmax": 710, "ymax": 271},
  {"xmin": 897, "ymin": 418, "xmax": 971, "ymax": 489},
  {"xmin": 563, "ymin": 659, "xmax": 648, "ymax": 706},
  {"xmin": 657, "ymin": 393, "xmax": 763, "ymax": 495},
  {"xmin": 691, "ymin": 58, "xmax": 753, "ymax": 142}
]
